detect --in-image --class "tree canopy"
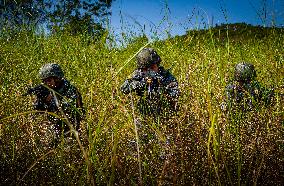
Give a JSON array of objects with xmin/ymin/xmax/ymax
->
[{"xmin": 0, "ymin": 0, "xmax": 115, "ymax": 36}]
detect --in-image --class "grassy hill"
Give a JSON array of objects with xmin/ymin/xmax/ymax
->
[{"xmin": 0, "ymin": 23, "xmax": 283, "ymax": 185}]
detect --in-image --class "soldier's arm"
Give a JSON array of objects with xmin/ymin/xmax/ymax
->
[
  {"xmin": 120, "ymin": 70, "xmax": 146, "ymax": 94},
  {"xmin": 53, "ymin": 85, "xmax": 83, "ymax": 126},
  {"xmin": 33, "ymin": 90, "xmax": 53, "ymax": 111},
  {"xmin": 60, "ymin": 85, "xmax": 79, "ymax": 112},
  {"xmin": 68, "ymin": 88, "xmax": 85, "ymax": 123},
  {"xmin": 225, "ymin": 84, "xmax": 235, "ymax": 101},
  {"xmin": 163, "ymin": 73, "xmax": 180, "ymax": 99},
  {"xmin": 33, "ymin": 98, "xmax": 48, "ymax": 111},
  {"xmin": 164, "ymin": 81, "xmax": 179, "ymax": 99},
  {"xmin": 22, "ymin": 84, "xmax": 51, "ymax": 111},
  {"xmin": 221, "ymin": 83, "xmax": 237, "ymax": 111}
]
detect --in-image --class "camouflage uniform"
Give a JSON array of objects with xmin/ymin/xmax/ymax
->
[
  {"xmin": 33, "ymin": 63, "xmax": 84, "ymax": 136},
  {"xmin": 223, "ymin": 62, "xmax": 274, "ymax": 112},
  {"xmin": 120, "ymin": 48, "xmax": 180, "ymax": 117}
]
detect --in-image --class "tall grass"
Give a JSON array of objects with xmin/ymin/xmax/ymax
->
[{"xmin": 0, "ymin": 19, "xmax": 283, "ymax": 185}]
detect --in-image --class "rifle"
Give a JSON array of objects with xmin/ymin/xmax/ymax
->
[
  {"xmin": 143, "ymin": 70, "xmax": 164, "ymax": 96},
  {"xmin": 23, "ymin": 84, "xmax": 50, "ymax": 99}
]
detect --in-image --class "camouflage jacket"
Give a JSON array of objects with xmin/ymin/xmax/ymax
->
[
  {"xmin": 33, "ymin": 79, "xmax": 84, "ymax": 130},
  {"xmin": 121, "ymin": 66, "xmax": 180, "ymax": 116},
  {"xmin": 223, "ymin": 80, "xmax": 274, "ymax": 112}
]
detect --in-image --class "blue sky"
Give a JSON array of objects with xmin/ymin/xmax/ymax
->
[{"xmin": 109, "ymin": 0, "xmax": 284, "ymax": 39}]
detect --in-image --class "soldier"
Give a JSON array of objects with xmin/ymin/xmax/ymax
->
[
  {"xmin": 27, "ymin": 63, "xmax": 84, "ymax": 140},
  {"xmin": 223, "ymin": 62, "xmax": 274, "ymax": 112},
  {"xmin": 121, "ymin": 48, "xmax": 180, "ymax": 163},
  {"xmin": 120, "ymin": 48, "xmax": 180, "ymax": 117}
]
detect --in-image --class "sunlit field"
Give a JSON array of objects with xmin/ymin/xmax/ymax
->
[{"xmin": 0, "ymin": 22, "xmax": 283, "ymax": 185}]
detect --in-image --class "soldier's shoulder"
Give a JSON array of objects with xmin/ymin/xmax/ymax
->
[
  {"xmin": 62, "ymin": 79, "xmax": 79, "ymax": 93},
  {"xmin": 63, "ymin": 79, "xmax": 73, "ymax": 88},
  {"xmin": 159, "ymin": 66, "xmax": 176, "ymax": 80}
]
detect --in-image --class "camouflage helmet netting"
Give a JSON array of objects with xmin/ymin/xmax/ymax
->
[
  {"xmin": 136, "ymin": 48, "xmax": 161, "ymax": 68},
  {"xmin": 39, "ymin": 63, "xmax": 64, "ymax": 80},
  {"xmin": 234, "ymin": 62, "xmax": 256, "ymax": 82}
]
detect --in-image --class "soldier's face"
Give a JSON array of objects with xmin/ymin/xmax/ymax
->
[
  {"xmin": 143, "ymin": 64, "xmax": 159, "ymax": 72},
  {"xmin": 43, "ymin": 77, "xmax": 56, "ymax": 88}
]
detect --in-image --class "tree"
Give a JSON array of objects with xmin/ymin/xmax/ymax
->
[
  {"xmin": 0, "ymin": 0, "xmax": 115, "ymax": 36},
  {"xmin": 46, "ymin": 0, "xmax": 114, "ymax": 36},
  {"xmin": 0, "ymin": 0, "xmax": 46, "ymax": 30}
]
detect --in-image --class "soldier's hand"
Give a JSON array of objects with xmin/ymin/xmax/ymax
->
[
  {"xmin": 146, "ymin": 76, "xmax": 153, "ymax": 84},
  {"xmin": 45, "ymin": 93, "xmax": 53, "ymax": 103}
]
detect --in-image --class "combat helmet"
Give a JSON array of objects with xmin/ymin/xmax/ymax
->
[
  {"xmin": 136, "ymin": 48, "xmax": 161, "ymax": 69},
  {"xmin": 39, "ymin": 63, "xmax": 64, "ymax": 80},
  {"xmin": 234, "ymin": 62, "xmax": 256, "ymax": 82}
]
